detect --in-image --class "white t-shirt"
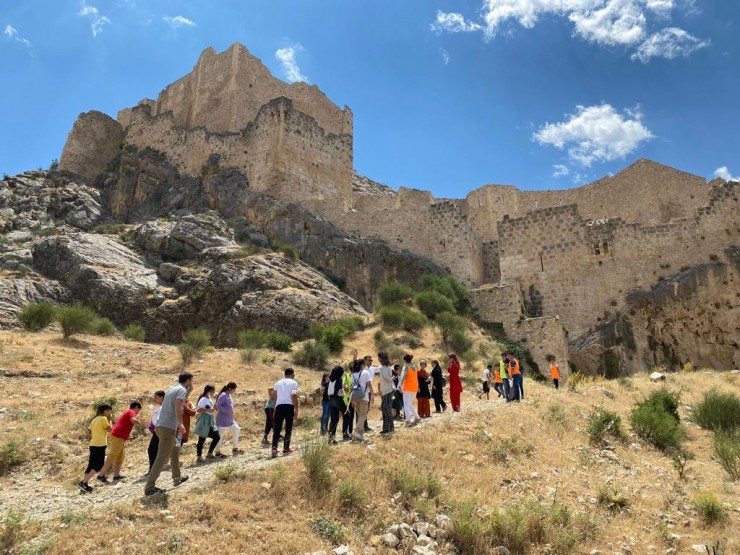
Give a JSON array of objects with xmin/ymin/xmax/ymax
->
[
  {"xmin": 274, "ymin": 378, "xmax": 299, "ymax": 406},
  {"xmin": 197, "ymin": 397, "xmax": 213, "ymax": 410},
  {"xmin": 359, "ymin": 369, "xmax": 373, "ymax": 402},
  {"xmin": 151, "ymin": 406, "xmax": 162, "ymax": 426},
  {"xmin": 483, "ymin": 368, "xmax": 491, "ymax": 383}
]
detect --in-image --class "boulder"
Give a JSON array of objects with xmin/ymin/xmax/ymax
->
[{"xmin": 650, "ymin": 372, "xmax": 666, "ymax": 382}]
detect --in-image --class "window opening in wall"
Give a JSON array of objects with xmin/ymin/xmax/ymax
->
[
  {"xmin": 593, "ymin": 243, "xmax": 601, "ymax": 255},
  {"xmin": 603, "ymin": 241, "xmax": 609, "ymax": 255},
  {"xmin": 540, "ymin": 255, "xmax": 544, "ymax": 272}
]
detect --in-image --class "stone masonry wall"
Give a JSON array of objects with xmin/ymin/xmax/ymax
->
[
  {"xmin": 498, "ymin": 181, "xmax": 740, "ymax": 338},
  {"xmin": 118, "ymin": 44, "xmax": 352, "ymax": 138},
  {"xmin": 59, "ymin": 111, "xmax": 124, "ymax": 182},
  {"xmin": 122, "ymin": 97, "xmax": 353, "ymax": 210}
]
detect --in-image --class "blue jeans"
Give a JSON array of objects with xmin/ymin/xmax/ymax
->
[
  {"xmin": 511, "ymin": 374, "xmax": 523, "ymax": 401},
  {"xmin": 502, "ymin": 378, "xmax": 511, "ymax": 401},
  {"xmin": 320, "ymin": 398, "xmax": 330, "ymax": 433}
]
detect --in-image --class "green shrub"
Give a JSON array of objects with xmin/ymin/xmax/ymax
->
[
  {"xmin": 378, "ymin": 304, "xmax": 427, "ymax": 333},
  {"xmin": 178, "ymin": 343, "xmax": 198, "ymax": 365},
  {"xmin": 214, "ymin": 463, "xmax": 243, "ymax": 482},
  {"xmin": 415, "ymin": 290, "xmax": 455, "ymax": 320},
  {"xmin": 237, "ymin": 327, "xmax": 266, "ymax": 349},
  {"xmin": 334, "ymin": 316, "xmax": 364, "ymax": 332},
  {"xmin": 293, "ymin": 340, "xmax": 329, "ymax": 370},
  {"xmin": 270, "ymin": 240, "xmax": 299, "ymax": 260},
  {"xmin": 420, "ymin": 274, "xmax": 470, "ymax": 314},
  {"xmin": 182, "ymin": 328, "xmax": 211, "ymax": 351},
  {"xmin": 448, "ymin": 330, "xmax": 474, "ymax": 354},
  {"xmin": 489, "ymin": 501, "xmax": 547, "ymax": 554},
  {"xmin": 436, "ymin": 311, "xmax": 467, "ymax": 344},
  {"xmin": 90, "ymin": 317, "xmax": 116, "ymax": 336},
  {"xmin": 122, "ymin": 324, "xmax": 146, "ymax": 342},
  {"xmin": 0, "ymin": 508, "xmax": 27, "ymax": 553},
  {"xmin": 497, "ymin": 338, "xmax": 528, "ymax": 362},
  {"xmin": 586, "ymin": 407, "xmax": 626, "ymax": 445},
  {"xmin": 239, "ymin": 349, "xmax": 256, "ymax": 364},
  {"xmin": 311, "ymin": 515, "xmax": 346, "ymax": 544},
  {"xmin": 265, "ymin": 331, "xmax": 293, "ymax": 352},
  {"xmin": 450, "ymin": 502, "xmax": 490, "ymax": 555},
  {"xmin": 317, "ymin": 324, "xmax": 348, "ymax": 354},
  {"xmin": 55, "ymin": 303, "xmax": 96, "ymax": 339},
  {"xmin": 596, "ymin": 483, "xmax": 629, "ymax": 512},
  {"xmin": 337, "ymin": 480, "xmax": 368, "ymax": 512},
  {"xmin": 18, "ymin": 302, "xmax": 56, "ymax": 331},
  {"xmin": 373, "ymin": 330, "xmax": 392, "ymax": 350},
  {"xmin": 388, "ymin": 468, "xmax": 442, "ymax": 505},
  {"xmin": 693, "ymin": 492, "xmax": 726, "ymax": 524},
  {"xmin": 692, "ymin": 389, "xmax": 740, "ymax": 433},
  {"xmin": 713, "ymin": 430, "xmax": 740, "ymax": 481},
  {"xmin": 302, "ymin": 437, "xmax": 333, "ymax": 493},
  {"xmin": 91, "ymin": 396, "xmax": 118, "ymax": 414},
  {"xmin": 630, "ymin": 400, "xmax": 685, "ymax": 452},
  {"xmin": 672, "ymin": 448, "xmax": 694, "ymax": 480},
  {"xmin": 375, "ymin": 281, "xmax": 414, "ymax": 307},
  {"xmin": 644, "ymin": 388, "xmax": 681, "ymax": 422},
  {"xmin": 0, "ymin": 437, "xmax": 28, "ymax": 476}
]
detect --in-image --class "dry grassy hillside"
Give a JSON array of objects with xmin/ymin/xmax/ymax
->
[{"xmin": 0, "ymin": 327, "xmax": 738, "ymax": 555}]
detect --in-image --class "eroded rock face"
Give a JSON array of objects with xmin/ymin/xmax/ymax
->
[
  {"xmin": 570, "ymin": 247, "xmax": 740, "ymax": 374},
  {"xmin": 97, "ymin": 147, "xmax": 447, "ymax": 307}
]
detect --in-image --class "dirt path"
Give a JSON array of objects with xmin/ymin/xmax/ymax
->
[{"xmin": 1, "ymin": 400, "xmax": 503, "ymax": 520}]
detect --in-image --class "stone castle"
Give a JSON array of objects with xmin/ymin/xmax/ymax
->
[{"xmin": 59, "ymin": 43, "xmax": 740, "ymax": 375}]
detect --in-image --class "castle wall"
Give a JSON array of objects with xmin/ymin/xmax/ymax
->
[
  {"xmin": 59, "ymin": 111, "xmax": 124, "ymax": 182},
  {"xmin": 133, "ymin": 44, "xmax": 352, "ymax": 138},
  {"xmin": 122, "ymin": 97, "xmax": 353, "ymax": 209},
  {"xmin": 498, "ymin": 181, "xmax": 740, "ymax": 338}
]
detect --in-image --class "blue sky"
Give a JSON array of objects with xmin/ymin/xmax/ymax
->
[{"xmin": 1, "ymin": 0, "xmax": 738, "ymax": 198}]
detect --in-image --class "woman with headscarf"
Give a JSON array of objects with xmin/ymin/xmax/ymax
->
[
  {"xmin": 416, "ymin": 360, "xmax": 432, "ymax": 418},
  {"xmin": 447, "ymin": 353, "xmax": 463, "ymax": 412},
  {"xmin": 430, "ymin": 360, "xmax": 447, "ymax": 413}
]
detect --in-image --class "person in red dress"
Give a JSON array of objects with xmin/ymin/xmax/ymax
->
[{"xmin": 447, "ymin": 353, "xmax": 463, "ymax": 412}]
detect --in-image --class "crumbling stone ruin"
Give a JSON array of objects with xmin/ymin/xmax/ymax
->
[{"xmin": 58, "ymin": 43, "xmax": 740, "ymax": 376}]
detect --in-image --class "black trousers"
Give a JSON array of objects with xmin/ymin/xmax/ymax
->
[
  {"xmin": 196, "ymin": 429, "xmax": 220, "ymax": 457},
  {"xmin": 147, "ymin": 432, "xmax": 159, "ymax": 471},
  {"xmin": 328, "ymin": 397, "xmax": 343, "ymax": 436},
  {"xmin": 432, "ymin": 387, "xmax": 447, "ymax": 412},
  {"xmin": 272, "ymin": 404, "xmax": 295, "ymax": 450},
  {"xmin": 381, "ymin": 392, "xmax": 395, "ymax": 432},
  {"xmin": 342, "ymin": 402, "xmax": 354, "ymax": 435},
  {"xmin": 264, "ymin": 407, "xmax": 275, "ymax": 437}
]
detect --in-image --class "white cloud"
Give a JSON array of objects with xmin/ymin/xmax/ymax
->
[
  {"xmin": 631, "ymin": 27, "xmax": 708, "ymax": 62},
  {"xmin": 431, "ymin": 11, "xmax": 483, "ymax": 33},
  {"xmin": 78, "ymin": 1, "xmax": 110, "ymax": 37},
  {"xmin": 569, "ymin": 0, "xmax": 647, "ymax": 46},
  {"xmin": 433, "ymin": 0, "xmax": 706, "ymax": 61},
  {"xmin": 275, "ymin": 44, "xmax": 307, "ymax": 83},
  {"xmin": 713, "ymin": 167, "xmax": 738, "ymax": 182},
  {"xmin": 4, "ymin": 24, "xmax": 32, "ymax": 47},
  {"xmin": 534, "ymin": 104, "xmax": 653, "ymax": 166},
  {"xmin": 645, "ymin": 0, "xmax": 674, "ymax": 14},
  {"xmin": 439, "ymin": 47, "xmax": 450, "ymax": 65},
  {"xmin": 553, "ymin": 164, "xmax": 570, "ymax": 177},
  {"xmin": 163, "ymin": 16, "xmax": 196, "ymax": 29}
]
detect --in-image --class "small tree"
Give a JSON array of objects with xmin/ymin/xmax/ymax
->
[
  {"xmin": 18, "ymin": 302, "xmax": 56, "ymax": 331},
  {"xmin": 55, "ymin": 303, "xmax": 96, "ymax": 339},
  {"xmin": 48, "ymin": 159, "xmax": 59, "ymax": 171}
]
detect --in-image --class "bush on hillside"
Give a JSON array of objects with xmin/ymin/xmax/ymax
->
[
  {"xmin": 586, "ymin": 407, "xmax": 626, "ymax": 446},
  {"xmin": 375, "ymin": 281, "xmax": 414, "ymax": 308},
  {"xmin": 182, "ymin": 328, "xmax": 211, "ymax": 352},
  {"xmin": 18, "ymin": 302, "xmax": 56, "ymax": 331},
  {"xmin": 713, "ymin": 430, "xmax": 740, "ymax": 481},
  {"xmin": 302, "ymin": 437, "xmax": 333, "ymax": 493},
  {"xmin": 178, "ymin": 343, "xmax": 198, "ymax": 365},
  {"xmin": 237, "ymin": 327, "xmax": 266, "ymax": 349},
  {"xmin": 317, "ymin": 324, "xmax": 349, "ymax": 354},
  {"xmin": 692, "ymin": 389, "xmax": 740, "ymax": 433},
  {"xmin": 333, "ymin": 316, "xmax": 364, "ymax": 333},
  {"xmin": 415, "ymin": 290, "xmax": 455, "ymax": 320},
  {"xmin": 497, "ymin": 338, "xmax": 528, "ymax": 361},
  {"xmin": 378, "ymin": 304, "xmax": 427, "ymax": 333},
  {"xmin": 0, "ymin": 437, "xmax": 29, "ymax": 477},
  {"xmin": 643, "ymin": 388, "xmax": 681, "ymax": 422},
  {"xmin": 122, "ymin": 324, "xmax": 146, "ymax": 342},
  {"xmin": 448, "ymin": 330, "xmax": 474, "ymax": 354},
  {"xmin": 420, "ymin": 273, "xmax": 470, "ymax": 315},
  {"xmin": 270, "ymin": 240, "xmax": 299, "ymax": 260},
  {"xmin": 265, "ymin": 331, "xmax": 293, "ymax": 352},
  {"xmin": 293, "ymin": 340, "xmax": 329, "ymax": 370},
  {"xmin": 435, "ymin": 311, "xmax": 467, "ymax": 344},
  {"xmin": 56, "ymin": 303, "xmax": 96, "ymax": 339},
  {"xmin": 91, "ymin": 396, "xmax": 118, "ymax": 414},
  {"xmin": 630, "ymin": 394, "xmax": 685, "ymax": 452},
  {"xmin": 90, "ymin": 317, "xmax": 116, "ymax": 336}
]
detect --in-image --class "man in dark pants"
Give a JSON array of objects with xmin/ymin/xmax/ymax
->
[{"xmin": 272, "ymin": 368, "xmax": 299, "ymax": 458}]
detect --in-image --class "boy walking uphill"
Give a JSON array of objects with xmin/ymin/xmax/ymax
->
[
  {"xmin": 145, "ymin": 373, "xmax": 193, "ymax": 496},
  {"xmin": 78, "ymin": 403, "xmax": 112, "ymax": 493},
  {"xmin": 272, "ymin": 368, "xmax": 299, "ymax": 458},
  {"xmin": 549, "ymin": 359, "xmax": 561, "ymax": 389},
  {"xmin": 97, "ymin": 401, "xmax": 143, "ymax": 483}
]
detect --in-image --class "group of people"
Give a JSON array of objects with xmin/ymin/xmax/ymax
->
[
  {"xmin": 314, "ymin": 351, "xmax": 464, "ymax": 444},
  {"xmin": 478, "ymin": 354, "xmax": 561, "ymax": 400},
  {"xmin": 78, "ymin": 350, "xmax": 543, "ymax": 496}
]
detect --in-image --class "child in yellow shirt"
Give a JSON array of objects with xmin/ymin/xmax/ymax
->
[{"xmin": 78, "ymin": 403, "xmax": 112, "ymax": 493}]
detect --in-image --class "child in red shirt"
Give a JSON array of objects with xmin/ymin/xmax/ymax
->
[{"xmin": 97, "ymin": 401, "xmax": 143, "ymax": 483}]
